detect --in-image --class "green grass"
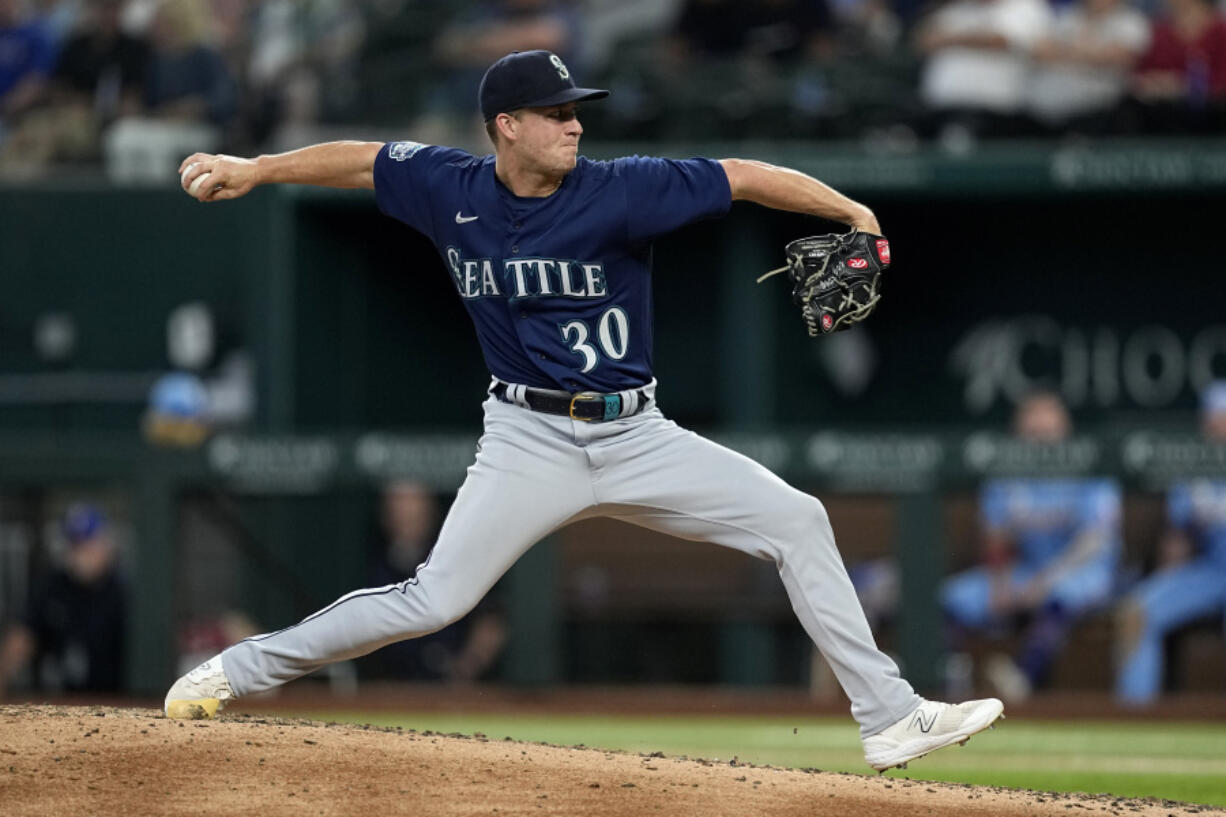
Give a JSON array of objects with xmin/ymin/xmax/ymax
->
[{"xmin": 295, "ymin": 711, "xmax": 1226, "ymax": 807}]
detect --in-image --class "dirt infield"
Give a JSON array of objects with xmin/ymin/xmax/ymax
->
[{"xmin": 1, "ymin": 705, "xmax": 1219, "ymax": 817}]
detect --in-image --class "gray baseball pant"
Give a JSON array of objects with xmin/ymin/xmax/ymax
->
[{"xmin": 221, "ymin": 395, "xmax": 921, "ymax": 737}]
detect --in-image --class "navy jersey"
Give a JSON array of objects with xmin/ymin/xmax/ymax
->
[{"xmin": 373, "ymin": 142, "xmax": 731, "ymax": 392}]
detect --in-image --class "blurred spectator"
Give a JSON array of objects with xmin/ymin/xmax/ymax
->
[
  {"xmin": 0, "ymin": 504, "xmax": 126, "ymax": 697},
  {"xmin": 1115, "ymin": 382, "xmax": 1226, "ymax": 704},
  {"xmin": 142, "ymin": 0, "xmax": 233, "ymax": 125},
  {"xmin": 1122, "ymin": 0, "xmax": 1226, "ymax": 133},
  {"xmin": 0, "ymin": 0, "xmax": 148, "ymax": 172},
  {"xmin": 0, "ymin": 0, "xmax": 57, "ymax": 142},
  {"xmin": 54, "ymin": 0, "xmax": 147, "ymax": 120},
  {"xmin": 1026, "ymin": 0, "xmax": 1150, "ymax": 133},
  {"xmin": 244, "ymin": 0, "xmax": 366, "ymax": 149},
  {"xmin": 102, "ymin": 0, "xmax": 234, "ymax": 181},
  {"xmin": 565, "ymin": 0, "xmax": 679, "ymax": 139},
  {"xmin": 578, "ymin": 0, "xmax": 681, "ymax": 74},
  {"xmin": 203, "ymin": 0, "xmax": 244, "ymax": 63},
  {"xmin": 34, "ymin": 0, "xmax": 86, "ymax": 44},
  {"xmin": 915, "ymin": 0, "xmax": 1052, "ymax": 142},
  {"xmin": 422, "ymin": 0, "xmax": 580, "ymax": 142},
  {"xmin": 435, "ymin": 0, "xmax": 578, "ymax": 68},
  {"xmin": 829, "ymin": 0, "xmax": 903, "ymax": 55},
  {"xmin": 669, "ymin": 0, "xmax": 834, "ymax": 64},
  {"xmin": 360, "ymin": 481, "xmax": 507, "ymax": 683},
  {"xmin": 143, "ymin": 301, "xmax": 254, "ymax": 446},
  {"xmin": 943, "ymin": 391, "xmax": 1122, "ymax": 701},
  {"xmin": 658, "ymin": 0, "xmax": 836, "ymax": 137}
]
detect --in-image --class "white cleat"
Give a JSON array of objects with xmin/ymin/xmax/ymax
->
[
  {"xmin": 164, "ymin": 655, "xmax": 235, "ymax": 719},
  {"xmin": 863, "ymin": 698, "xmax": 1004, "ymax": 773}
]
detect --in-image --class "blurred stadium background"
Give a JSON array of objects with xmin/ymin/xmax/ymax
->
[{"xmin": 1, "ymin": 0, "xmax": 1225, "ymax": 806}]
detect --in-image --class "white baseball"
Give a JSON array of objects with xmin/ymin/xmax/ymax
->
[
  {"xmin": 180, "ymin": 162, "xmax": 198, "ymax": 189},
  {"xmin": 188, "ymin": 171, "xmax": 213, "ymax": 197}
]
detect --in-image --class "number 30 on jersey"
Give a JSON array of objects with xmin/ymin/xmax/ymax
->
[{"xmin": 560, "ymin": 307, "xmax": 629, "ymax": 372}]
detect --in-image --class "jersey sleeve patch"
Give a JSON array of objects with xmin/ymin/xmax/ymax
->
[{"xmin": 388, "ymin": 141, "xmax": 429, "ymax": 161}]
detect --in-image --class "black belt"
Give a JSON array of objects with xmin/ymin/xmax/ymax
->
[{"xmin": 491, "ymin": 381, "xmax": 647, "ymax": 422}]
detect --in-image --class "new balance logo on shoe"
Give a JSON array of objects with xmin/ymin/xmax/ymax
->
[
  {"xmin": 909, "ymin": 708, "xmax": 938, "ymax": 733},
  {"xmin": 863, "ymin": 698, "xmax": 1004, "ymax": 772}
]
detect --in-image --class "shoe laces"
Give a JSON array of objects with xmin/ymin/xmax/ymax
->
[{"xmin": 185, "ymin": 660, "xmax": 232, "ymax": 698}]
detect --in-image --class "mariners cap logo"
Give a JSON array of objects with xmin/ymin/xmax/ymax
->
[{"xmin": 478, "ymin": 50, "xmax": 608, "ymax": 121}]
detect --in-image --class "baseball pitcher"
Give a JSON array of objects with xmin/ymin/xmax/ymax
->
[{"xmin": 166, "ymin": 50, "xmax": 1003, "ymax": 772}]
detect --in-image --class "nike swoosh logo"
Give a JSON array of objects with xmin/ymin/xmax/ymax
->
[{"xmin": 455, "ymin": 211, "xmax": 479, "ymax": 224}]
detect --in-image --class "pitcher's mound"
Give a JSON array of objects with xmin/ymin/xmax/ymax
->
[{"xmin": 0, "ymin": 705, "xmax": 1210, "ymax": 816}]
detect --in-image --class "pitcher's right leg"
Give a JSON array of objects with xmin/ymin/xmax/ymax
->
[{"xmin": 166, "ymin": 399, "xmax": 595, "ymax": 716}]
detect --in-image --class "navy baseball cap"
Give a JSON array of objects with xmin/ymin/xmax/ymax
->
[
  {"xmin": 63, "ymin": 503, "xmax": 107, "ymax": 545},
  {"xmin": 479, "ymin": 50, "xmax": 608, "ymax": 122}
]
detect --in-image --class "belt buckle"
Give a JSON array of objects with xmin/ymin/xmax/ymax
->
[{"xmin": 569, "ymin": 391, "xmax": 603, "ymax": 422}]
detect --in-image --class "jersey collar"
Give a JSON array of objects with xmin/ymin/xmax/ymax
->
[{"xmin": 493, "ymin": 158, "xmax": 583, "ymax": 206}]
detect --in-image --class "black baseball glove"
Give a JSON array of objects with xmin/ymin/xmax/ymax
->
[{"xmin": 758, "ymin": 230, "xmax": 891, "ymax": 336}]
